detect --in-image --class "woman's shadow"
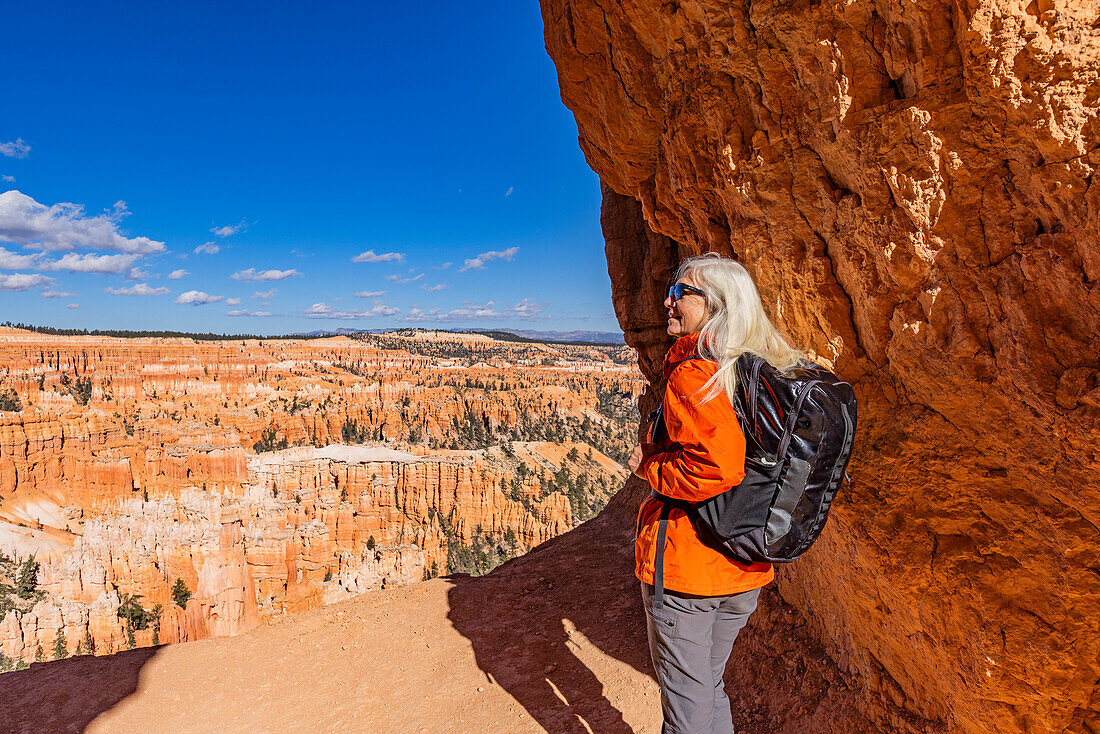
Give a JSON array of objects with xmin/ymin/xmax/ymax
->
[{"xmin": 446, "ymin": 476, "xmax": 654, "ymax": 733}]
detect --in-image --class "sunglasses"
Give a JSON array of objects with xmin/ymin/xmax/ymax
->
[{"xmin": 668, "ymin": 282, "xmax": 707, "ymax": 301}]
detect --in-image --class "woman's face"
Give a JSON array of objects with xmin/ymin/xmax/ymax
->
[{"xmin": 665, "ymin": 274, "xmax": 709, "ymax": 337}]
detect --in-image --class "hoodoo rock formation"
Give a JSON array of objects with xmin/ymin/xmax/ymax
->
[
  {"xmin": 542, "ymin": 1, "xmax": 1099, "ymax": 732},
  {"xmin": 0, "ymin": 330, "xmax": 636, "ymax": 665}
]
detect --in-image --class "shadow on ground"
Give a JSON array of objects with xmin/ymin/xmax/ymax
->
[
  {"xmin": 0, "ymin": 645, "xmax": 160, "ymax": 734},
  {"xmin": 447, "ymin": 477, "xmax": 654, "ymax": 733},
  {"xmin": 447, "ymin": 476, "xmax": 892, "ymax": 734}
]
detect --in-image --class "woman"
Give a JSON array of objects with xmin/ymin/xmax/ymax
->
[{"xmin": 628, "ymin": 253, "xmax": 804, "ymax": 734}]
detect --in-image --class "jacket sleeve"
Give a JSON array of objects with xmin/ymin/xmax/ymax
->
[{"xmin": 642, "ymin": 361, "xmax": 746, "ymax": 503}]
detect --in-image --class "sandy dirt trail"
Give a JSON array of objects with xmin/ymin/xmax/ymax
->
[
  {"xmin": 0, "ymin": 486, "xmax": 878, "ymax": 733},
  {"xmin": 0, "ymin": 501, "xmax": 660, "ymax": 734}
]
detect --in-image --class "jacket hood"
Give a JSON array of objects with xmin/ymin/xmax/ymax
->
[{"xmin": 664, "ymin": 333, "xmax": 701, "ymax": 378}]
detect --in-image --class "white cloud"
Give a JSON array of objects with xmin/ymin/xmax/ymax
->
[
  {"xmin": 194, "ymin": 242, "xmax": 220, "ymax": 255},
  {"xmin": 0, "ymin": 191, "xmax": 164, "ymax": 254},
  {"xmin": 227, "ymin": 309, "xmax": 274, "ymax": 317},
  {"xmin": 60, "ymin": 252, "xmax": 141, "ymax": 275},
  {"xmin": 0, "ymin": 247, "xmax": 39, "ymax": 269},
  {"xmin": 406, "ymin": 301, "xmax": 500, "ymax": 322},
  {"xmin": 433, "ymin": 262, "xmax": 453, "ymax": 270},
  {"xmin": 504, "ymin": 186, "xmax": 514, "ymax": 197},
  {"xmin": 211, "ymin": 221, "xmax": 246, "ymax": 238},
  {"xmin": 168, "ymin": 269, "xmax": 188, "ymax": 279},
  {"xmin": 403, "ymin": 299, "xmax": 548, "ymax": 324},
  {"xmin": 105, "ymin": 283, "xmax": 169, "ymax": 296},
  {"xmin": 252, "ymin": 288, "xmax": 277, "ymax": 299},
  {"xmin": 1, "ymin": 175, "xmax": 14, "ymax": 183},
  {"xmin": 0, "ymin": 273, "xmax": 52, "ymax": 291},
  {"xmin": 422, "ymin": 283, "xmax": 447, "ymax": 292},
  {"xmin": 458, "ymin": 246, "xmax": 519, "ymax": 272},
  {"xmin": 127, "ymin": 266, "xmax": 151, "ymax": 280},
  {"xmin": 354, "ymin": 290, "xmax": 385, "ymax": 298},
  {"xmin": 175, "ymin": 290, "xmax": 223, "ymax": 305},
  {"xmin": 66, "ymin": 303, "xmax": 79, "ymax": 309},
  {"xmin": 0, "ymin": 139, "xmax": 30, "ymax": 159},
  {"xmin": 351, "ymin": 249, "xmax": 405, "ymax": 264},
  {"xmin": 226, "ymin": 297, "xmax": 241, "ymax": 306},
  {"xmin": 385, "ymin": 272, "xmax": 424, "ymax": 284},
  {"xmin": 0, "ymin": 247, "xmax": 141, "ymax": 274},
  {"xmin": 304, "ymin": 302, "xmax": 399, "ymax": 319},
  {"xmin": 231, "ymin": 267, "xmax": 300, "ymax": 281},
  {"xmin": 42, "ymin": 289, "xmax": 77, "ymax": 298},
  {"xmin": 511, "ymin": 298, "xmax": 548, "ymax": 320}
]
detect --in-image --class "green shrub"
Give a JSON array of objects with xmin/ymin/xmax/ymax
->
[
  {"xmin": 0, "ymin": 388, "xmax": 21, "ymax": 412},
  {"xmin": 253, "ymin": 427, "xmax": 288, "ymax": 453},
  {"xmin": 117, "ymin": 593, "xmax": 149, "ymax": 631},
  {"xmin": 60, "ymin": 375, "xmax": 93, "ymax": 405},
  {"xmin": 171, "ymin": 578, "xmax": 192, "ymax": 608}
]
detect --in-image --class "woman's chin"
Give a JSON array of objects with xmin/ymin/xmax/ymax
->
[{"xmin": 667, "ymin": 320, "xmax": 681, "ymax": 336}]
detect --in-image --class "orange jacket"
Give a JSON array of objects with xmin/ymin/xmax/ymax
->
[{"xmin": 634, "ymin": 333, "xmax": 774, "ymax": 596}]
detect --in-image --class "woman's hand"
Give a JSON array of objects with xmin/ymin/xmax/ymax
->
[{"xmin": 629, "ymin": 443, "xmax": 657, "ymax": 478}]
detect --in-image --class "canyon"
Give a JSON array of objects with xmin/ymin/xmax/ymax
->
[{"xmin": 0, "ymin": 328, "xmax": 639, "ymax": 664}]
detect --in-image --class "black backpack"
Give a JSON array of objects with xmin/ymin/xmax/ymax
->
[{"xmin": 649, "ymin": 353, "xmax": 856, "ymax": 602}]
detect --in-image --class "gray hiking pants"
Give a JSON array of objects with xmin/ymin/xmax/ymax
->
[{"xmin": 641, "ymin": 582, "xmax": 762, "ymax": 734}]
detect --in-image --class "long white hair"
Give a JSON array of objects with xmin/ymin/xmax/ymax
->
[{"xmin": 675, "ymin": 253, "xmax": 804, "ymax": 403}]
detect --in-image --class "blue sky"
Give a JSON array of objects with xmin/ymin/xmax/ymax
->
[{"xmin": 0, "ymin": 2, "xmax": 616, "ymax": 334}]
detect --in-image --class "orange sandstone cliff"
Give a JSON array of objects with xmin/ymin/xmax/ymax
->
[{"xmin": 541, "ymin": 0, "xmax": 1099, "ymax": 731}]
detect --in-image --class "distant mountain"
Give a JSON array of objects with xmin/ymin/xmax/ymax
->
[
  {"xmin": 484, "ymin": 329, "xmax": 625, "ymax": 344},
  {"xmin": 295, "ymin": 327, "xmax": 626, "ymax": 345},
  {"xmin": 296, "ymin": 328, "xmax": 367, "ymax": 337}
]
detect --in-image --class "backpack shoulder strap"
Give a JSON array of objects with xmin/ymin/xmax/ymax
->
[
  {"xmin": 650, "ymin": 491, "xmax": 695, "ymax": 609},
  {"xmin": 672, "ymin": 353, "xmax": 703, "ymax": 368}
]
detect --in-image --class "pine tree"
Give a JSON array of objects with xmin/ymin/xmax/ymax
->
[
  {"xmin": 52, "ymin": 629, "xmax": 68, "ymax": 660},
  {"xmin": 117, "ymin": 592, "xmax": 147, "ymax": 630},
  {"xmin": 171, "ymin": 578, "xmax": 192, "ymax": 608},
  {"xmin": 16, "ymin": 556, "xmax": 38, "ymax": 599}
]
